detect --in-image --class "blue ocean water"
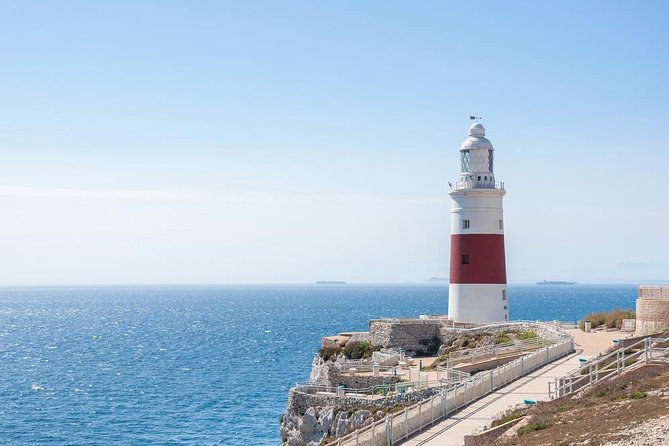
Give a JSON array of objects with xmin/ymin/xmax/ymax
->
[{"xmin": 0, "ymin": 284, "xmax": 636, "ymax": 445}]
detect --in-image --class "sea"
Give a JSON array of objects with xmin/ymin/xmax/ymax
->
[{"xmin": 0, "ymin": 284, "xmax": 637, "ymax": 445}]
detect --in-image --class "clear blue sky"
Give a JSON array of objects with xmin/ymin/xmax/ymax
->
[{"xmin": 1, "ymin": 1, "xmax": 668, "ymax": 284}]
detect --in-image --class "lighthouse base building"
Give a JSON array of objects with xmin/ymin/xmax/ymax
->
[{"xmin": 448, "ymin": 122, "xmax": 508, "ymax": 324}]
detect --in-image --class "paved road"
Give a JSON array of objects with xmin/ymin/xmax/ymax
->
[{"xmin": 398, "ymin": 329, "xmax": 626, "ymax": 446}]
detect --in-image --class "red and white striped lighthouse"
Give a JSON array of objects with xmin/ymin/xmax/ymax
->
[{"xmin": 448, "ymin": 121, "xmax": 508, "ymax": 323}]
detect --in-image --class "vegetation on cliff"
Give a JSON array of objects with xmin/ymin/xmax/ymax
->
[{"xmin": 318, "ymin": 341, "xmax": 379, "ymax": 362}]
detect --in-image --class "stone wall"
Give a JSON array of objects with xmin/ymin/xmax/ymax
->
[
  {"xmin": 348, "ymin": 320, "xmax": 566, "ymax": 355},
  {"xmin": 636, "ymin": 298, "xmax": 669, "ymax": 335},
  {"xmin": 349, "ymin": 319, "xmax": 442, "ymax": 353}
]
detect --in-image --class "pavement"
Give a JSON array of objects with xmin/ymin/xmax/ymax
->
[{"xmin": 397, "ymin": 329, "xmax": 633, "ymax": 446}]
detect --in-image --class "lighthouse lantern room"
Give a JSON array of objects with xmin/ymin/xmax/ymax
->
[{"xmin": 448, "ymin": 120, "xmax": 508, "ymax": 323}]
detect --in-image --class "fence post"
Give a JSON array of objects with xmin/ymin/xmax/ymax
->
[
  {"xmin": 440, "ymin": 388, "xmax": 446, "ymax": 418},
  {"xmin": 419, "ymin": 404, "xmax": 422, "ymax": 431},
  {"xmin": 405, "ymin": 410, "xmax": 408, "ymax": 440},
  {"xmin": 430, "ymin": 397, "xmax": 435, "ymax": 425},
  {"xmin": 385, "ymin": 415, "xmax": 392, "ymax": 446},
  {"xmin": 645, "ymin": 338, "xmax": 649, "ymax": 364},
  {"xmin": 356, "ymin": 430, "xmax": 359, "ymax": 446},
  {"xmin": 490, "ymin": 370, "xmax": 494, "ymax": 391}
]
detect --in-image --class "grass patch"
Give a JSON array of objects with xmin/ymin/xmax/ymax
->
[
  {"xmin": 517, "ymin": 417, "xmax": 553, "ymax": 436},
  {"xmin": 515, "ymin": 331, "xmax": 537, "ymax": 340}
]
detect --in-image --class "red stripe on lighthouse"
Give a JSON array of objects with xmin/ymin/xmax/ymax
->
[{"xmin": 450, "ymin": 234, "xmax": 506, "ymax": 284}]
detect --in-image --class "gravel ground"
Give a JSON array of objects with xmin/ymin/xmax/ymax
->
[{"xmin": 602, "ymin": 415, "xmax": 669, "ymax": 446}]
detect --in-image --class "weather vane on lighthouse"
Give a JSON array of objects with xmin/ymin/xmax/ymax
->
[{"xmin": 469, "ymin": 115, "xmax": 482, "ymax": 123}]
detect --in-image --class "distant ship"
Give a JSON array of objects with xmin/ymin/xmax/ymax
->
[
  {"xmin": 537, "ymin": 280, "xmax": 577, "ymax": 285},
  {"xmin": 316, "ymin": 281, "xmax": 347, "ymax": 285}
]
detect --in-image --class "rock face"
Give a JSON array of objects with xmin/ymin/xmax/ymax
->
[
  {"xmin": 280, "ymin": 402, "xmax": 379, "ymax": 446},
  {"xmin": 280, "ymin": 385, "xmax": 442, "ymax": 446}
]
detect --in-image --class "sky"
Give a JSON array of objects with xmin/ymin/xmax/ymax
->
[{"xmin": 1, "ymin": 1, "xmax": 668, "ymax": 285}]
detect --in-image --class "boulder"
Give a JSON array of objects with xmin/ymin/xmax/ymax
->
[
  {"xmin": 372, "ymin": 350, "xmax": 400, "ymax": 366},
  {"xmin": 300, "ymin": 407, "xmax": 318, "ymax": 433},
  {"xmin": 334, "ymin": 411, "xmax": 349, "ymax": 438},
  {"xmin": 319, "ymin": 406, "xmax": 334, "ymax": 433},
  {"xmin": 350, "ymin": 410, "xmax": 372, "ymax": 429}
]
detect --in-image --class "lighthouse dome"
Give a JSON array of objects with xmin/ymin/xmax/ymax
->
[{"xmin": 460, "ymin": 124, "xmax": 493, "ymax": 151}]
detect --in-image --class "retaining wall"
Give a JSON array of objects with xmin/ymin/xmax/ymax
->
[{"xmin": 636, "ymin": 298, "xmax": 669, "ymax": 335}]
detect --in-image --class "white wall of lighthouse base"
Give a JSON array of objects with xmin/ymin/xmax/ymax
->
[{"xmin": 448, "ymin": 283, "xmax": 508, "ymax": 324}]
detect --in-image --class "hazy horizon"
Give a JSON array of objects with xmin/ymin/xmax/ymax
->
[{"xmin": 1, "ymin": 1, "xmax": 668, "ymax": 286}]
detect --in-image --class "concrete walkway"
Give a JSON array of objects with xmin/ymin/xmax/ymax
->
[{"xmin": 398, "ymin": 329, "xmax": 630, "ymax": 446}]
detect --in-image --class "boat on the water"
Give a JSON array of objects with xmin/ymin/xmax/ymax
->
[{"xmin": 537, "ymin": 280, "xmax": 577, "ymax": 285}]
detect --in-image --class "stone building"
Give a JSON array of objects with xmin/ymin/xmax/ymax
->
[{"xmin": 636, "ymin": 285, "xmax": 669, "ymax": 335}]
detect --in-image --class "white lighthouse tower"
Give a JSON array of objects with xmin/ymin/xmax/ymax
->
[{"xmin": 448, "ymin": 120, "xmax": 508, "ymax": 323}]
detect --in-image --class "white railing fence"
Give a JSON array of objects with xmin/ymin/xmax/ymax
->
[
  {"xmin": 324, "ymin": 337, "xmax": 574, "ymax": 446},
  {"xmin": 549, "ymin": 336, "xmax": 669, "ymax": 399},
  {"xmin": 443, "ymin": 336, "xmax": 552, "ymax": 369}
]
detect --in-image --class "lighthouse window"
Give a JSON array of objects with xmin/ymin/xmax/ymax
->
[
  {"xmin": 499, "ymin": 220, "xmax": 503, "ymax": 230},
  {"xmin": 504, "ymin": 305, "xmax": 508, "ymax": 310},
  {"xmin": 462, "ymin": 219, "xmax": 470, "ymax": 229},
  {"xmin": 489, "ymin": 150, "xmax": 494, "ymax": 172},
  {"xmin": 477, "ymin": 176, "xmax": 481, "ymax": 181},
  {"xmin": 502, "ymin": 290, "xmax": 507, "ymax": 300},
  {"xmin": 461, "ymin": 150, "xmax": 471, "ymax": 172},
  {"xmin": 462, "ymin": 254, "xmax": 470, "ymax": 264}
]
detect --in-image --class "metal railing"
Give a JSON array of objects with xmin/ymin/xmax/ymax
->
[
  {"xmin": 450, "ymin": 180, "xmax": 505, "ymax": 191},
  {"xmin": 322, "ymin": 335, "xmax": 574, "ymax": 446},
  {"xmin": 638, "ymin": 285, "xmax": 669, "ymax": 300},
  {"xmin": 442, "ymin": 337, "xmax": 553, "ymax": 369},
  {"xmin": 548, "ymin": 336, "xmax": 669, "ymax": 399}
]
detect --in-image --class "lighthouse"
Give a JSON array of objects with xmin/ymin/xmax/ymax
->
[{"xmin": 448, "ymin": 121, "xmax": 508, "ymax": 323}]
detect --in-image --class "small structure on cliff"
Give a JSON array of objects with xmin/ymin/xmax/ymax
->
[{"xmin": 636, "ymin": 285, "xmax": 669, "ymax": 335}]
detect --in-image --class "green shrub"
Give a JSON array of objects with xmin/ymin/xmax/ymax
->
[
  {"xmin": 495, "ymin": 333, "xmax": 513, "ymax": 345},
  {"xmin": 579, "ymin": 309, "xmax": 635, "ymax": 331},
  {"xmin": 319, "ymin": 346, "xmax": 341, "ymax": 361},
  {"xmin": 517, "ymin": 417, "xmax": 553, "ymax": 435},
  {"xmin": 491, "ymin": 410, "xmax": 523, "ymax": 427},
  {"xmin": 343, "ymin": 341, "xmax": 378, "ymax": 359}
]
